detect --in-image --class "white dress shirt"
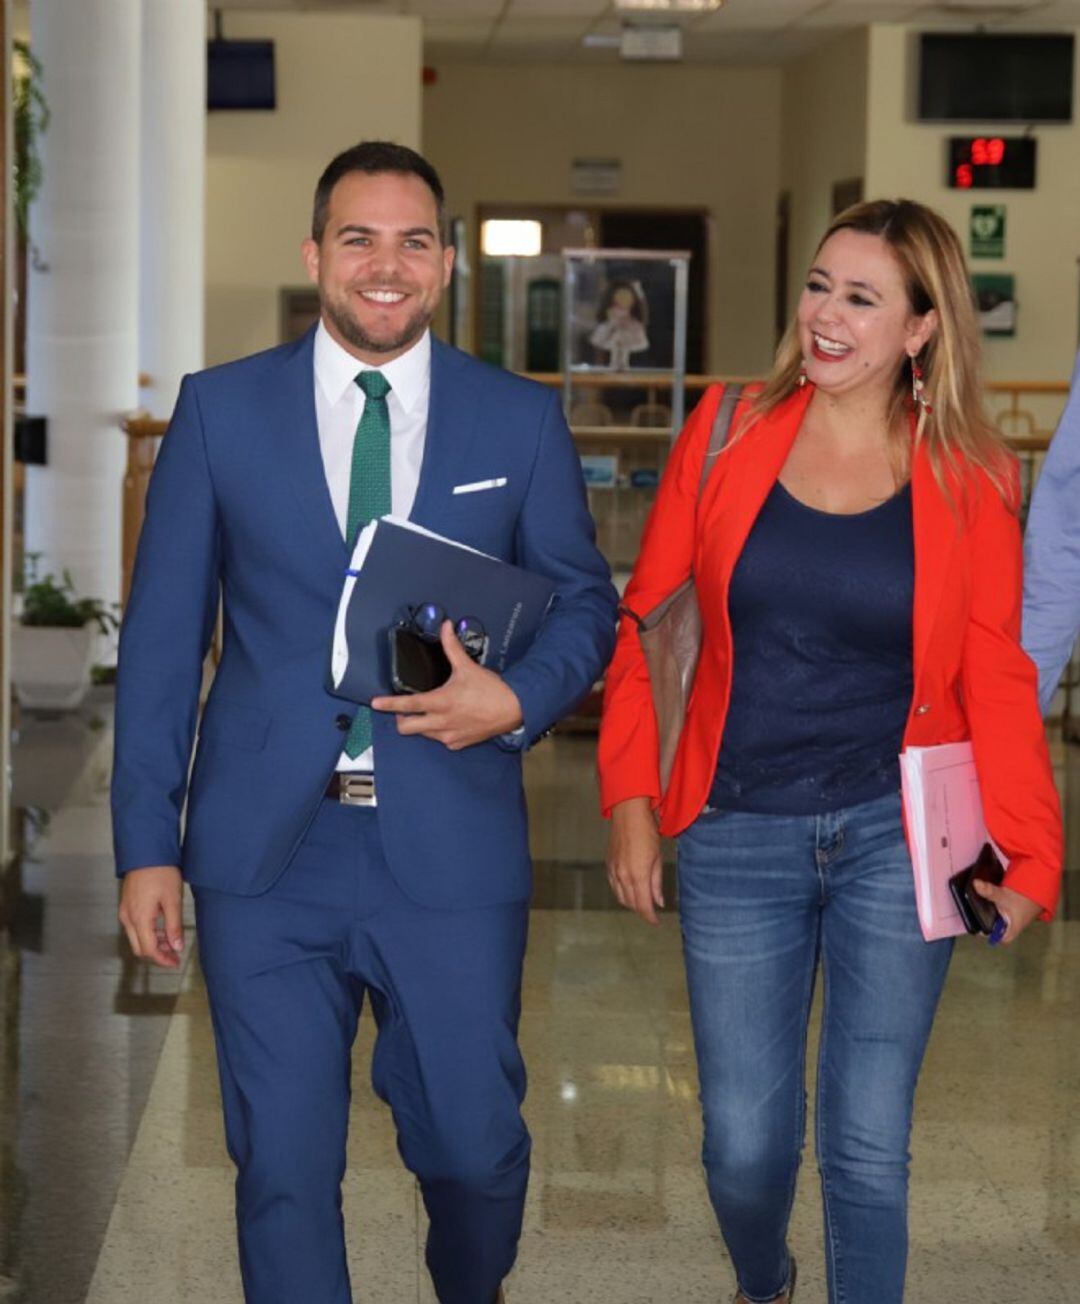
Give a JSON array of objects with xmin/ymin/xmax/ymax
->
[{"xmin": 313, "ymin": 320, "xmax": 432, "ymax": 772}]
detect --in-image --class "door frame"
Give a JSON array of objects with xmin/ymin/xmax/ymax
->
[{"xmin": 471, "ymin": 201, "xmax": 710, "ymax": 372}]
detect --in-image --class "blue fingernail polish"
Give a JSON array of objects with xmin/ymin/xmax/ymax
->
[{"xmin": 989, "ymin": 917, "xmax": 1007, "ymax": 946}]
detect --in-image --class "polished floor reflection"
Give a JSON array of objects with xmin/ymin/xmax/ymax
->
[{"xmin": 1, "ymin": 698, "xmax": 1079, "ymax": 1302}]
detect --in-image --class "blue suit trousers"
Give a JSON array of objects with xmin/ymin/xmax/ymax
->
[{"xmin": 194, "ymin": 799, "xmax": 531, "ymax": 1304}]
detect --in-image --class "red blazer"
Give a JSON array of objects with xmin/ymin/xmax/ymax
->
[{"xmin": 599, "ymin": 383, "xmax": 1063, "ymax": 918}]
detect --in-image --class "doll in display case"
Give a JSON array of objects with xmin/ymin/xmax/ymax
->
[{"xmin": 589, "ymin": 279, "xmax": 649, "ymax": 371}]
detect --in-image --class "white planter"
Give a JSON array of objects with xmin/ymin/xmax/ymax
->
[{"xmin": 11, "ymin": 623, "xmax": 98, "ymax": 710}]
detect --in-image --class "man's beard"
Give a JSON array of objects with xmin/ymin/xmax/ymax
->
[{"xmin": 323, "ymin": 288, "xmax": 432, "ymax": 357}]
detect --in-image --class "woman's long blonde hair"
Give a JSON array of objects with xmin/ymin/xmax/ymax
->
[{"xmin": 748, "ymin": 199, "xmax": 1011, "ymax": 501}]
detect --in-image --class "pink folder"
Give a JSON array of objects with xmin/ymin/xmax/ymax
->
[{"xmin": 899, "ymin": 742, "xmax": 1003, "ymax": 942}]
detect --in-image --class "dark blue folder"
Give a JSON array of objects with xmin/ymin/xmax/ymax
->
[{"xmin": 329, "ymin": 519, "xmax": 557, "ymax": 705}]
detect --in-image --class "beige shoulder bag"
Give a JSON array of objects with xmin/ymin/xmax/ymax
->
[{"xmin": 620, "ymin": 384, "xmax": 744, "ymax": 792}]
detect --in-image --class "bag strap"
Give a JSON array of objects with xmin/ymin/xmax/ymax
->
[
  {"xmin": 618, "ymin": 384, "xmax": 745, "ymax": 631},
  {"xmin": 696, "ymin": 383, "xmax": 744, "ymax": 501}
]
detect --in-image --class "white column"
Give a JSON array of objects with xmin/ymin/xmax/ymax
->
[
  {"xmin": 24, "ymin": 0, "xmax": 141, "ymax": 608},
  {"xmin": 140, "ymin": 0, "xmax": 205, "ymax": 419}
]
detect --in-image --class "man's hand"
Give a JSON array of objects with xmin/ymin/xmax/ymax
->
[
  {"xmin": 118, "ymin": 865, "xmax": 185, "ymax": 969},
  {"xmin": 372, "ymin": 621, "xmax": 524, "ymax": 750},
  {"xmin": 606, "ymin": 797, "xmax": 665, "ymax": 926}
]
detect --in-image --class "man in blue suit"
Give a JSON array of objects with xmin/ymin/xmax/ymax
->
[{"xmin": 112, "ymin": 141, "xmax": 616, "ymax": 1304}]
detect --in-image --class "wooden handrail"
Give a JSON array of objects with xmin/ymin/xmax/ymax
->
[
  {"xmin": 120, "ymin": 413, "xmax": 166, "ymax": 606},
  {"xmin": 524, "ymin": 372, "xmax": 757, "ymax": 390},
  {"xmin": 14, "ymin": 371, "xmax": 152, "ymax": 392},
  {"xmin": 122, "ymin": 415, "xmax": 167, "ymax": 440},
  {"xmin": 985, "ymin": 380, "xmax": 1070, "ymax": 394},
  {"xmin": 115, "ymin": 379, "xmax": 1067, "ymax": 614},
  {"xmin": 525, "ymin": 372, "xmax": 1071, "ymax": 395}
]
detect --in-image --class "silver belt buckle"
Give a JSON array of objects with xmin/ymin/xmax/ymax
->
[{"xmin": 338, "ymin": 773, "xmax": 376, "ymax": 806}]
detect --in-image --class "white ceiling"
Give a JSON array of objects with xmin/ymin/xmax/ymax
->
[{"xmin": 208, "ymin": 1, "xmax": 1080, "ymax": 64}]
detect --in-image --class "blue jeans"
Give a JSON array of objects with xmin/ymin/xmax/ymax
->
[{"xmin": 677, "ymin": 791, "xmax": 953, "ymax": 1304}]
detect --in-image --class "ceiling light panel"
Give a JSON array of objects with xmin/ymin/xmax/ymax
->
[
  {"xmin": 818, "ymin": 0, "xmax": 924, "ymax": 10},
  {"xmin": 615, "ymin": 0, "xmax": 723, "ymax": 11},
  {"xmin": 801, "ymin": 3, "xmax": 924, "ymax": 24},
  {"xmin": 299, "ymin": 1, "xmax": 405, "ymax": 10},
  {"xmin": 407, "ymin": 1, "xmax": 502, "ymax": 16},
  {"xmin": 694, "ymin": 0, "xmax": 825, "ymax": 30},
  {"xmin": 508, "ymin": 0, "xmax": 609, "ymax": 14},
  {"xmin": 615, "ymin": 0, "xmax": 725, "ymax": 12},
  {"xmin": 213, "ymin": 0, "xmax": 297, "ymax": 10}
]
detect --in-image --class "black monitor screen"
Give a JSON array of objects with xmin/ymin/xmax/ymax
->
[
  {"xmin": 207, "ymin": 40, "xmax": 276, "ymax": 112},
  {"xmin": 918, "ymin": 34, "xmax": 1074, "ymax": 123}
]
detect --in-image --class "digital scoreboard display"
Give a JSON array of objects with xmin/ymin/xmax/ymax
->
[{"xmin": 947, "ymin": 137, "xmax": 1037, "ymax": 190}]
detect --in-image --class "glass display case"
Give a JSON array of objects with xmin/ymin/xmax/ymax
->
[{"xmin": 560, "ymin": 248, "xmax": 691, "ymax": 579}]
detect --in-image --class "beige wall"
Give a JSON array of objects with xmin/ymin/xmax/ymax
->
[
  {"xmin": 865, "ymin": 23, "xmax": 1080, "ymax": 385},
  {"xmin": 205, "ymin": 12, "xmax": 422, "ymax": 366},
  {"xmin": 423, "ymin": 62, "xmax": 783, "ymax": 376},
  {"xmin": 781, "ymin": 29, "xmax": 868, "ymax": 320}
]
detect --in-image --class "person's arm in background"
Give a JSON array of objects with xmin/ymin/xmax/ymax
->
[{"xmin": 1022, "ymin": 349, "xmax": 1080, "ymax": 714}]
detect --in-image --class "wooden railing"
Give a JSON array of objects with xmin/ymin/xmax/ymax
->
[
  {"xmin": 120, "ymin": 414, "xmax": 166, "ymax": 606},
  {"xmin": 529, "ymin": 371, "xmax": 1070, "ymax": 426},
  {"xmin": 117, "ymin": 378, "xmax": 1071, "ymax": 611}
]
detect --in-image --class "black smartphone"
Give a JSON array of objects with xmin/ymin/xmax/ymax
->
[
  {"xmin": 389, "ymin": 625, "xmax": 451, "ymax": 694},
  {"xmin": 948, "ymin": 842, "xmax": 1005, "ymax": 935}
]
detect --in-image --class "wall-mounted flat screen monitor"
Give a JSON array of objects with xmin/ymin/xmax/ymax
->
[
  {"xmin": 207, "ymin": 39, "xmax": 276, "ymax": 111},
  {"xmin": 918, "ymin": 34, "xmax": 1074, "ymax": 122}
]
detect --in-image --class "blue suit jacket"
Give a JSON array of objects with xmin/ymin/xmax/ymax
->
[
  {"xmin": 1022, "ymin": 348, "xmax": 1080, "ymax": 713},
  {"xmin": 111, "ymin": 330, "xmax": 617, "ymax": 908}
]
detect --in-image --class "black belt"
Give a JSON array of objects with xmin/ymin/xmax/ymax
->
[{"xmin": 325, "ymin": 772, "xmax": 376, "ymax": 806}]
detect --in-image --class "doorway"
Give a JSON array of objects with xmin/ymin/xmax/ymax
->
[{"xmin": 473, "ymin": 203, "xmax": 708, "ymax": 376}]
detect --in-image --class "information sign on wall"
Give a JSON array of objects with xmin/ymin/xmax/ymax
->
[
  {"xmin": 571, "ymin": 158, "xmax": 622, "ymax": 195},
  {"xmin": 972, "ymin": 273, "xmax": 1016, "ymax": 337},
  {"xmin": 970, "ymin": 205, "xmax": 1006, "ymax": 259}
]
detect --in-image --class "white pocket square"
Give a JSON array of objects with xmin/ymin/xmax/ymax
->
[{"xmin": 452, "ymin": 477, "xmax": 508, "ymax": 495}]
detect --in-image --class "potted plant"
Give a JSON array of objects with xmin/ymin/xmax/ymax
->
[
  {"xmin": 13, "ymin": 39, "xmax": 51, "ymax": 374},
  {"xmin": 12, "ymin": 555, "xmax": 118, "ymax": 710}
]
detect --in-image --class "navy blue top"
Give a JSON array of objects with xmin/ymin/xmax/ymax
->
[{"xmin": 709, "ymin": 480, "xmax": 914, "ymax": 815}]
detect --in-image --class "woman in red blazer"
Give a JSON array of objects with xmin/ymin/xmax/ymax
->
[{"xmin": 599, "ymin": 200, "xmax": 1061, "ymax": 1304}]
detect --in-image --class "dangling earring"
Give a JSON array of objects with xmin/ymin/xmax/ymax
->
[
  {"xmin": 910, "ymin": 356, "xmax": 932, "ymax": 415},
  {"xmin": 797, "ymin": 361, "xmax": 808, "ymax": 389}
]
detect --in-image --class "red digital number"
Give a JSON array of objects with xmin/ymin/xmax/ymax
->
[
  {"xmin": 955, "ymin": 163, "xmax": 974, "ymax": 189},
  {"xmin": 971, "ymin": 138, "xmax": 1006, "ymax": 168}
]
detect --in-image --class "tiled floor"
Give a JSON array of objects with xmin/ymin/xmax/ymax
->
[{"xmin": 1, "ymin": 696, "xmax": 1079, "ymax": 1302}]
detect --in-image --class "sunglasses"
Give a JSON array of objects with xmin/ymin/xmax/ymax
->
[{"xmin": 388, "ymin": 603, "xmax": 489, "ymax": 694}]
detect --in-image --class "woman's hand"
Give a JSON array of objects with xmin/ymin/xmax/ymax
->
[
  {"xmin": 607, "ymin": 797, "xmax": 665, "ymax": 925},
  {"xmin": 972, "ymin": 879, "xmax": 1043, "ymax": 945}
]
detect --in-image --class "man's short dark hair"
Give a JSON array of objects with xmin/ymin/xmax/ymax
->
[{"xmin": 311, "ymin": 141, "xmax": 446, "ymax": 244}]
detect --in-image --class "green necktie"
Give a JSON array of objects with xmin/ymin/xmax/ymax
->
[{"xmin": 344, "ymin": 370, "xmax": 392, "ymax": 760}]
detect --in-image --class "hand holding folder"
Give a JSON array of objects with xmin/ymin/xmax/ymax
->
[
  {"xmin": 329, "ymin": 517, "xmax": 557, "ymax": 707},
  {"xmin": 899, "ymin": 741, "xmax": 1009, "ymax": 941}
]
